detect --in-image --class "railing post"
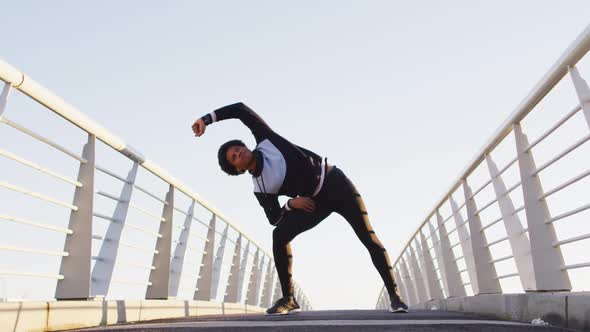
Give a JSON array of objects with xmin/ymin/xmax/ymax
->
[
  {"xmin": 195, "ymin": 214, "xmax": 216, "ymax": 300},
  {"xmin": 449, "ymin": 196, "xmax": 478, "ymax": 293},
  {"xmin": 211, "ymin": 223, "xmax": 229, "ymax": 300},
  {"xmin": 486, "ymin": 155, "xmax": 536, "ymax": 290},
  {"xmin": 261, "ymin": 260, "xmax": 274, "ymax": 307},
  {"xmin": 417, "ymin": 232, "xmax": 443, "ymax": 300},
  {"xmin": 393, "ymin": 268, "xmax": 409, "ymax": 304},
  {"xmin": 569, "ymin": 66, "xmax": 590, "ymax": 129},
  {"xmin": 55, "ymin": 133, "xmax": 95, "ymax": 300},
  {"xmin": 91, "ymin": 162, "xmax": 138, "ymax": 297},
  {"xmin": 435, "ymin": 212, "xmax": 466, "ymax": 297},
  {"xmin": 224, "ymin": 234, "xmax": 242, "ymax": 303},
  {"xmin": 514, "ymin": 124, "xmax": 571, "ymax": 291},
  {"xmin": 146, "ymin": 185, "xmax": 174, "ymax": 299},
  {"xmin": 408, "ymin": 245, "xmax": 427, "ymax": 303},
  {"xmin": 399, "ymin": 257, "xmax": 417, "ymax": 305},
  {"xmin": 382, "ymin": 289, "xmax": 389, "ymax": 309},
  {"xmin": 169, "ymin": 200, "xmax": 195, "ymax": 298},
  {"xmin": 272, "ymin": 275, "xmax": 281, "ymax": 303},
  {"xmin": 461, "ymin": 182, "xmax": 501, "ymax": 294},
  {"xmin": 237, "ymin": 241, "xmax": 250, "ymax": 303},
  {"xmin": 0, "ymin": 82, "xmax": 11, "ymax": 117},
  {"xmin": 246, "ymin": 249, "xmax": 260, "ymax": 306}
]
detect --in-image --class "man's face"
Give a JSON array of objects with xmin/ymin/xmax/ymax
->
[{"xmin": 225, "ymin": 145, "xmax": 253, "ymax": 174}]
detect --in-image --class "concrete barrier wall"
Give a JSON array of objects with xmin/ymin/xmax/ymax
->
[
  {"xmin": 0, "ymin": 300, "xmax": 265, "ymax": 332},
  {"xmin": 412, "ymin": 292, "xmax": 590, "ymax": 332}
]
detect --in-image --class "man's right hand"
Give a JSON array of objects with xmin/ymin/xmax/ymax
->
[
  {"xmin": 288, "ymin": 197, "xmax": 317, "ymax": 213},
  {"xmin": 192, "ymin": 118, "xmax": 206, "ymax": 137}
]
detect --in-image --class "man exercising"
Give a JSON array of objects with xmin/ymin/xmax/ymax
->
[{"xmin": 192, "ymin": 102, "xmax": 408, "ymax": 315}]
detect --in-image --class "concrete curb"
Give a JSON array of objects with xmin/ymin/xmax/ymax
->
[
  {"xmin": 412, "ymin": 292, "xmax": 590, "ymax": 331},
  {"xmin": 0, "ymin": 300, "xmax": 265, "ymax": 332}
]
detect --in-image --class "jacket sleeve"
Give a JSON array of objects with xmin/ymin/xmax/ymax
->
[
  {"xmin": 200, "ymin": 102, "xmax": 273, "ymax": 144},
  {"xmin": 254, "ymin": 192, "xmax": 292, "ymax": 226}
]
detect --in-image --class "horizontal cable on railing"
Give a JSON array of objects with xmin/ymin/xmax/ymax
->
[
  {"xmin": 111, "ymin": 278, "xmax": 152, "ymax": 286},
  {"xmin": 561, "ymin": 262, "xmax": 590, "ymax": 271},
  {"xmin": 0, "ymin": 214, "xmax": 73, "ymax": 234},
  {"xmin": 490, "ymin": 254, "xmax": 514, "ymax": 264},
  {"xmin": 95, "ymin": 190, "xmax": 126, "ymax": 202},
  {"xmin": 0, "ymin": 148, "xmax": 82, "ymax": 187},
  {"xmin": 453, "ymin": 255, "xmax": 464, "ymax": 262},
  {"xmin": 546, "ymin": 202, "xmax": 590, "ymax": 224},
  {"xmin": 458, "ymin": 268, "xmax": 468, "ymax": 274},
  {"xmin": 189, "ymin": 232, "xmax": 209, "ymax": 242},
  {"xmin": 442, "ymin": 213, "xmax": 454, "ymax": 224},
  {"xmin": 481, "ymin": 215, "xmax": 504, "ymax": 233},
  {"xmin": 119, "ymin": 240, "xmax": 159, "ymax": 254},
  {"xmin": 0, "ymin": 116, "xmax": 87, "ymax": 163},
  {"xmin": 124, "ymin": 222, "xmax": 162, "ymax": 238},
  {"xmin": 128, "ymin": 202, "xmax": 165, "ymax": 222},
  {"xmin": 512, "ymin": 205, "xmax": 525, "ymax": 216},
  {"xmin": 0, "ymin": 270, "xmax": 64, "ymax": 279},
  {"xmin": 494, "ymin": 272, "xmax": 519, "ymax": 280},
  {"xmin": 173, "ymin": 206, "xmax": 190, "ymax": 216},
  {"xmin": 501, "ymin": 181, "xmax": 522, "ymax": 197},
  {"xmin": 446, "ymin": 219, "xmax": 469, "ymax": 238},
  {"xmin": 462, "ymin": 281, "xmax": 471, "ymax": 286},
  {"xmin": 540, "ymin": 168, "xmax": 590, "ymax": 200},
  {"xmin": 533, "ymin": 133, "xmax": 590, "ymax": 176},
  {"xmin": 525, "ymin": 104, "xmax": 582, "ymax": 152},
  {"xmin": 0, "ymin": 181, "xmax": 78, "ymax": 210},
  {"xmin": 450, "ymin": 241, "xmax": 462, "ymax": 249},
  {"xmin": 474, "ymin": 197, "xmax": 498, "ymax": 216},
  {"xmin": 93, "ymin": 212, "xmax": 118, "ymax": 222},
  {"xmin": 495, "ymin": 157, "xmax": 519, "ymax": 179},
  {"xmin": 469, "ymin": 178, "xmax": 493, "ymax": 199},
  {"xmin": 95, "ymin": 165, "xmax": 129, "ymax": 183},
  {"xmin": 91, "ymin": 234, "xmax": 159, "ymax": 254},
  {"xmin": 485, "ymin": 236, "xmax": 509, "ymax": 248},
  {"xmin": 118, "ymin": 261, "xmax": 156, "ymax": 270},
  {"xmin": 192, "ymin": 216, "xmax": 214, "ymax": 230},
  {"xmin": 0, "ymin": 245, "xmax": 68, "ymax": 256},
  {"xmin": 553, "ymin": 233, "xmax": 590, "ymax": 247},
  {"xmin": 133, "ymin": 183, "xmax": 168, "ymax": 205}
]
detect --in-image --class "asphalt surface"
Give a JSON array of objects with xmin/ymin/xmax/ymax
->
[{"xmin": 66, "ymin": 310, "xmax": 577, "ymax": 331}]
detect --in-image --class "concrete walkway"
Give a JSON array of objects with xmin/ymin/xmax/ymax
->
[{"xmin": 66, "ymin": 310, "xmax": 577, "ymax": 331}]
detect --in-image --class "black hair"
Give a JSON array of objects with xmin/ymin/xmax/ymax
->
[{"xmin": 218, "ymin": 139, "xmax": 246, "ymax": 176}]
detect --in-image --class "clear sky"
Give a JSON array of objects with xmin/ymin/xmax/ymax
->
[{"xmin": 1, "ymin": 1, "xmax": 590, "ymax": 309}]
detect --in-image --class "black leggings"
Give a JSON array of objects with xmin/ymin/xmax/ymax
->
[{"xmin": 272, "ymin": 166, "xmax": 399, "ymax": 300}]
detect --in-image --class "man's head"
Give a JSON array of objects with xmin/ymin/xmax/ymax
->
[{"xmin": 218, "ymin": 139, "xmax": 254, "ymax": 176}]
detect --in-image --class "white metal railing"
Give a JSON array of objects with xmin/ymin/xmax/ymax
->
[
  {"xmin": 0, "ymin": 60, "xmax": 312, "ymax": 310},
  {"xmin": 377, "ymin": 24, "xmax": 590, "ymax": 309}
]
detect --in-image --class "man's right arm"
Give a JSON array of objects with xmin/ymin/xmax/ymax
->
[{"xmin": 199, "ymin": 102, "xmax": 273, "ymax": 143}]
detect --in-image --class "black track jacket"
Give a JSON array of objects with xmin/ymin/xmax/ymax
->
[{"xmin": 200, "ymin": 102, "xmax": 328, "ymax": 226}]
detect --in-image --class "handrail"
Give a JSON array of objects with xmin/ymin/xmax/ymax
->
[
  {"xmin": 0, "ymin": 58, "xmax": 312, "ymax": 310},
  {"xmin": 392, "ymin": 23, "xmax": 590, "ymax": 267}
]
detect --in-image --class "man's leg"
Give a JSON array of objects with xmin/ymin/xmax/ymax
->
[
  {"xmin": 331, "ymin": 172, "xmax": 405, "ymax": 307},
  {"xmin": 272, "ymin": 208, "xmax": 331, "ymax": 299}
]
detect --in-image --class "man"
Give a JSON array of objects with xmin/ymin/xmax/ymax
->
[{"xmin": 192, "ymin": 102, "xmax": 408, "ymax": 315}]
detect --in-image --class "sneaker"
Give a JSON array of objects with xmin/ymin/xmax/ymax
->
[
  {"xmin": 265, "ymin": 297, "xmax": 301, "ymax": 315},
  {"xmin": 389, "ymin": 295, "xmax": 409, "ymax": 313}
]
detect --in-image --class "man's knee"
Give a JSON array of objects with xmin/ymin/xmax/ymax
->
[{"xmin": 273, "ymin": 227, "xmax": 290, "ymax": 246}]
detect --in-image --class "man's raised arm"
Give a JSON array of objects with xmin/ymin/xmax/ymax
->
[{"xmin": 192, "ymin": 102, "xmax": 272, "ymax": 143}]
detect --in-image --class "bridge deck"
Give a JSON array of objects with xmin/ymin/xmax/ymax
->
[{"xmin": 67, "ymin": 309, "xmax": 574, "ymax": 331}]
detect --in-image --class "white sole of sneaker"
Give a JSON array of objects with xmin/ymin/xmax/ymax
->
[
  {"xmin": 264, "ymin": 311, "xmax": 289, "ymax": 315},
  {"xmin": 389, "ymin": 307, "xmax": 409, "ymax": 313},
  {"xmin": 288, "ymin": 308, "xmax": 302, "ymax": 314}
]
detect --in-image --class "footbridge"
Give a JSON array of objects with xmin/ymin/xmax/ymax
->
[{"xmin": 1, "ymin": 24, "xmax": 590, "ymax": 332}]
